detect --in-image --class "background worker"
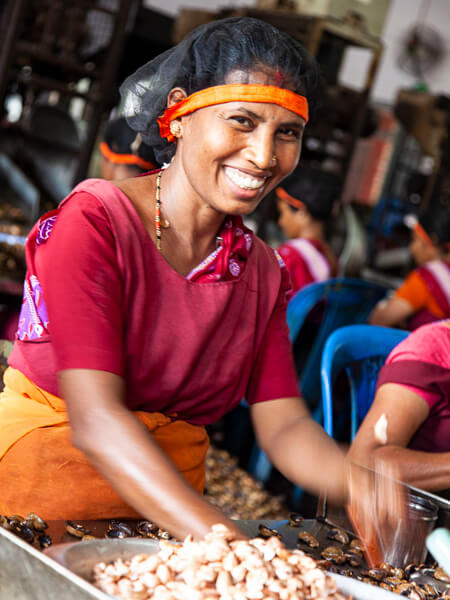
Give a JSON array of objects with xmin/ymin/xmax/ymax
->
[
  {"xmin": 349, "ymin": 319, "xmax": 450, "ymax": 494},
  {"xmin": 99, "ymin": 116, "xmax": 158, "ymax": 180},
  {"xmin": 0, "ymin": 17, "xmax": 401, "ymax": 543},
  {"xmin": 369, "ymin": 204, "xmax": 450, "ymax": 330},
  {"xmin": 276, "ymin": 165, "xmax": 338, "ymax": 300}
]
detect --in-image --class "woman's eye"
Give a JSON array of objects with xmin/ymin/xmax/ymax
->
[
  {"xmin": 278, "ymin": 127, "xmax": 300, "ymax": 139},
  {"xmin": 230, "ymin": 116, "xmax": 252, "ymax": 127}
]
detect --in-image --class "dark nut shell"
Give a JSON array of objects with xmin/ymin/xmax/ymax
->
[
  {"xmin": 37, "ymin": 533, "xmax": 52, "ymax": 548},
  {"xmin": 297, "ymin": 531, "xmax": 319, "ymax": 548},
  {"xmin": 288, "ymin": 513, "xmax": 304, "ymax": 527},
  {"xmin": 258, "ymin": 524, "xmax": 282, "ymax": 539},
  {"xmin": 66, "ymin": 521, "xmax": 91, "ymax": 538},
  {"xmin": 327, "ymin": 528, "xmax": 349, "ymax": 545}
]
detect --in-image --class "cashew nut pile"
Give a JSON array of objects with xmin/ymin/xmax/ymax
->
[
  {"xmin": 93, "ymin": 524, "xmax": 349, "ymax": 600},
  {"xmin": 204, "ymin": 447, "xmax": 288, "ymax": 520}
]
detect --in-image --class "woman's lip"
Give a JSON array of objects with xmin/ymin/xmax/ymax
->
[
  {"xmin": 223, "ymin": 167, "xmax": 267, "ymax": 198},
  {"xmin": 224, "ymin": 165, "xmax": 271, "ymax": 179}
]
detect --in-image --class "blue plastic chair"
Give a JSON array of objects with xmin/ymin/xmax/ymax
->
[
  {"xmin": 321, "ymin": 324, "xmax": 409, "ymax": 440},
  {"xmin": 248, "ymin": 279, "xmax": 388, "ymax": 484},
  {"xmin": 287, "ymin": 278, "xmax": 388, "ymax": 409}
]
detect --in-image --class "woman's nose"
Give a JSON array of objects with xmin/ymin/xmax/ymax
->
[{"xmin": 245, "ymin": 129, "xmax": 275, "ymax": 169}]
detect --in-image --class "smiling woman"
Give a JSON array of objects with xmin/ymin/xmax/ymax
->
[{"xmin": 0, "ymin": 17, "xmax": 401, "ymax": 545}]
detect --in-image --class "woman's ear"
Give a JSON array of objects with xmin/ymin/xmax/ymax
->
[{"xmin": 167, "ymin": 87, "xmax": 188, "ymax": 108}]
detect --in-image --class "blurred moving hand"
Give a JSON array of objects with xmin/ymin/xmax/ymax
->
[{"xmin": 346, "ymin": 459, "xmax": 407, "ymax": 567}]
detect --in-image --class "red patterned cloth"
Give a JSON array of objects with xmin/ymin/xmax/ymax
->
[{"xmin": 186, "ymin": 216, "xmax": 253, "ymax": 283}]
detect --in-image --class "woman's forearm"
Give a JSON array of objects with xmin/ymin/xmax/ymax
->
[
  {"xmin": 373, "ymin": 446, "xmax": 450, "ymax": 492},
  {"xmin": 260, "ymin": 415, "xmax": 347, "ymax": 504},
  {"xmin": 60, "ymin": 369, "xmax": 242, "ymax": 541},
  {"xmin": 76, "ymin": 405, "xmax": 240, "ymax": 539}
]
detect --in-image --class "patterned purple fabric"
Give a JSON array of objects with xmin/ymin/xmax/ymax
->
[
  {"xmin": 16, "ymin": 209, "xmax": 58, "ymax": 340},
  {"xmin": 36, "ymin": 214, "xmax": 57, "ymax": 245},
  {"xmin": 17, "ymin": 275, "xmax": 49, "ymax": 340}
]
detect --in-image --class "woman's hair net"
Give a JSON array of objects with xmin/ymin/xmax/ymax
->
[
  {"xmin": 419, "ymin": 202, "xmax": 450, "ymax": 246},
  {"xmin": 280, "ymin": 165, "xmax": 339, "ymax": 222},
  {"xmin": 120, "ymin": 17, "xmax": 320, "ymax": 164},
  {"xmin": 103, "ymin": 117, "xmax": 158, "ymax": 167}
]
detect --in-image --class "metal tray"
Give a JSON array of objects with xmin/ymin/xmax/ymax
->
[
  {"xmin": 0, "ymin": 525, "xmax": 110, "ymax": 600},
  {"xmin": 44, "ymin": 535, "xmax": 399, "ymax": 600}
]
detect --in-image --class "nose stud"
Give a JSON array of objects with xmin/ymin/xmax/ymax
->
[{"xmin": 272, "ymin": 154, "xmax": 277, "ymax": 165}]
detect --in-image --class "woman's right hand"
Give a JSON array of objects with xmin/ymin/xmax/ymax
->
[{"xmin": 59, "ymin": 369, "xmax": 244, "ymax": 541}]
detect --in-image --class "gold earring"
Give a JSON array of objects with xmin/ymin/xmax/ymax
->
[
  {"xmin": 272, "ymin": 154, "xmax": 277, "ymax": 165},
  {"xmin": 170, "ymin": 121, "xmax": 182, "ymax": 138}
]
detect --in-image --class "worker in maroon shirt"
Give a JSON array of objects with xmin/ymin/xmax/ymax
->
[{"xmin": 0, "ymin": 17, "xmax": 401, "ymax": 544}]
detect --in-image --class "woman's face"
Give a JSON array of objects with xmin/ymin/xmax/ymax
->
[
  {"xmin": 409, "ymin": 230, "xmax": 440, "ymax": 266},
  {"xmin": 277, "ymin": 199, "xmax": 304, "ymax": 239},
  {"xmin": 173, "ymin": 70, "xmax": 306, "ymax": 217}
]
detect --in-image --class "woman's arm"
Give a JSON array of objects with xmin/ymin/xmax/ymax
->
[
  {"xmin": 369, "ymin": 270, "xmax": 431, "ymax": 327},
  {"xmin": 250, "ymin": 396, "xmax": 348, "ymax": 504},
  {"xmin": 250, "ymin": 396, "xmax": 404, "ymax": 548},
  {"xmin": 348, "ymin": 383, "xmax": 450, "ymax": 491},
  {"xmin": 368, "ymin": 296, "xmax": 414, "ymax": 327},
  {"xmin": 59, "ymin": 369, "xmax": 243, "ymax": 540}
]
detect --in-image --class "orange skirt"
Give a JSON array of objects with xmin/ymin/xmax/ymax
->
[{"xmin": 0, "ymin": 368, "xmax": 209, "ymax": 520}]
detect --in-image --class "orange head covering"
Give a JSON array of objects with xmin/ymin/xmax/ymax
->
[
  {"xmin": 99, "ymin": 141, "xmax": 155, "ymax": 170},
  {"xmin": 157, "ymin": 84, "xmax": 309, "ymax": 142},
  {"xmin": 275, "ymin": 186, "xmax": 306, "ymax": 210}
]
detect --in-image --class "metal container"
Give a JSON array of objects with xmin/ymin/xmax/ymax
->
[
  {"xmin": 0, "ymin": 525, "xmax": 109, "ymax": 600},
  {"xmin": 382, "ymin": 494, "xmax": 439, "ymax": 567},
  {"xmin": 44, "ymin": 535, "xmax": 399, "ymax": 600}
]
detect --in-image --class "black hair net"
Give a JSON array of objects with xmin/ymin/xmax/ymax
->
[
  {"xmin": 280, "ymin": 165, "xmax": 339, "ymax": 222},
  {"xmin": 120, "ymin": 17, "xmax": 320, "ymax": 164},
  {"xmin": 103, "ymin": 117, "xmax": 158, "ymax": 168},
  {"xmin": 419, "ymin": 201, "xmax": 450, "ymax": 245}
]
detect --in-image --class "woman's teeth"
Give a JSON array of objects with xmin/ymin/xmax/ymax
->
[{"xmin": 225, "ymin": 167, "xmax": 266, "ymax": 190}]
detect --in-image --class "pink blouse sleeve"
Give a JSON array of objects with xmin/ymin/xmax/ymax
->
[
  {"xmin": 383, "ymin": 328, "xmax": 443, "ymax": 409},
  {"xmin": 35, "ymin": 192, "xmax": 125, "ymax": 375},
  {"xmin": 246, "ymin": 264, "xmax": 300, "ymax": 404}
]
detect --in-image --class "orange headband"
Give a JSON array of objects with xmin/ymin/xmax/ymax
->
[
  {"xmin": 99, "ymin": 142, "xmax": 155, "ymax": 170},
  {"xmin": 276, "ymin": 186, "xmax": 305, "ymax": 210},
  {"xmin": 157, "ymin": 84, "xmax": 309, "ymax": 142},
  {"xmin": 414, "ymin": 222, "xmax": 434, "ymax": 247},
  {"xmin": 414, "ymin": 222, "xmax": 450, "ymax": 250}
]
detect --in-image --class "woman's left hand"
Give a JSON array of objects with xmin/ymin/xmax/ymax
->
[
  {"xmin": 251, "ymin": 396, "xmax": 407, "ymax": 567},
  {"xmin": 346, "ymin": 458, "xmax": 407, "ymax": 567}
]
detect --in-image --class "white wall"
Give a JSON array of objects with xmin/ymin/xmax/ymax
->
[
  {"xmin": 340, "ymin": 0, "xmax": 450, "ymax": 104},
  {"xmin": 144, "ymin": 0, "xmax": 450, "ymax": 105},
  {"xmin": 143, "ymin": 0, "xmax": 256, "ymax": 17}
]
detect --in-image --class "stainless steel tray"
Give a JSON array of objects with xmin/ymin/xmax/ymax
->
[
  {"xmin": 0, "ymin": 525, "xmax": 110, "ymax": 600},
  {"xmin": 44, "ymin": 534, "xmax": 399, "ymax": 600}
]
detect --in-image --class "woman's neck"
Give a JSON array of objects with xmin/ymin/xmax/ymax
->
[
  {"xmin": 153, "ymin": 162, "xmax": 227, "ymax": 275},
  {"xmin": 297, "ymin": 221, "xmax": 324, "ymax": 241},
  {"xmin": 160, "ymin": 161, "xmax": 225, "ymax": 252}
]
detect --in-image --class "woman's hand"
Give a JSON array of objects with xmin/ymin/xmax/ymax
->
[
  {"xmin": 59, "ymin": 369, "xmax": 244, "ymax": 541},
  {"xmin": 251, "ymin": 397, "xmax": 408, "ymax": 567},
  {"xmin": 346, "ymin": 458, "xmax": 406, "ymax": 567}
]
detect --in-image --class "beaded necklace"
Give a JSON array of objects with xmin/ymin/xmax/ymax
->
[{"xmin": 155, "ymin": 170, "xmax": 163, "ymax": 251}]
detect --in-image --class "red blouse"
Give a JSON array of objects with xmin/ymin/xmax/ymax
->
[
  {"xmin": 9, "ymin": 179, "xmax": 300, "ymax": 425},
  {"xmin": 277, "ymin": 238, "xmax": 336, "ymax": 301}
]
